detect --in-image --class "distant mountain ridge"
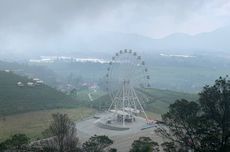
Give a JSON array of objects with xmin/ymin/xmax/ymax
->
[
  {"xmin": 155, "ymin": 26, "xmax": 230, "ymax": 52},
  {"xmin": 1, "ymin": 26, "xmax": 229, "ymax": 59},
  {"xmin": 64, "ymin": 26, "xmax": 230, "ymax": 54}
]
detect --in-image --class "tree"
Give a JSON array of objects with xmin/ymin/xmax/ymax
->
[
  {"xmin": 0, "ymin": 140, "xmax": 8, "ymax": 152},
  {"xmin": 70, "ymin": 88, "xmax": 77, "ymax": 96},
  {"xmin": 130, "ymin": 137, "xmax": 159, "ymax": 152},
  {"xmin": 156, "ymin": 76, "xmax": 230, "ymax": 152},
  {"xmin": 157, "ymin": 99, "xmax": 201, "ymax": 151},
  {"xmin": 0, "ymin": 134, "xmax": 29, "ymax": 151},
  {"xmin": 11, "ymin": 134, "xmax": 30, "ymax": 150},
  {"xmin": 82, "ymin": 135, "xmax": 113, "ymax": 152},
  {"xmin": 108, "ymin": 148, "xmax": 117, "ymax": 152},
  {"xmin": 161, "ymin": 142, "xmax": 176, "ymax": 152},
  {"xmin": 199, "ymin": 76, "xmax": 230, "ymax": 151},
  {"xmin": 43, "ymin": 113, "xmax": 79, "ymax": 152}
]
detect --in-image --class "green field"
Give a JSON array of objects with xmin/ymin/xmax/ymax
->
[
  {"xmin": 139, "ymin": 88, "xmax": 198, "ymax": 114},
  {"xmin": 0, "ymin": 107, "xmax": 96, "ymax": 142}
]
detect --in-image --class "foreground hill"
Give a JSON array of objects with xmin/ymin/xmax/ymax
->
[{"xmin": 0, "ymin": 71, "xmax": 79, "ymax": 116}]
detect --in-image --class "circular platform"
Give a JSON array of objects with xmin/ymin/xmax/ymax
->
[
  {"xmin": 76, "ymin": 112, "xmax": 152, "ymax": 137},
  {"xmin": 76, "ymin": 112, "xmax": 159, "ymax": 152}
]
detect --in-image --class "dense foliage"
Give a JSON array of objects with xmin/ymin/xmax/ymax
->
[
  {"xmin": 157, "ymin": 76, "xmax": 230, "ymax": 152},
  {"xmin": 82, "ymin": 135, "xmax": 113, "ymax": 152},
  {"xmin": 0, "ymin": 134, "xmax": 29, "ymax": 151},
  {"xmin": 130, "ymin": 137, "xmax": 159, "ymax": 152}
]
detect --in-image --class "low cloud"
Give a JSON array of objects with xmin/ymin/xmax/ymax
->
[{"xmin": 0, "ymin": 0, "xmax": 229, "ymax": 55}]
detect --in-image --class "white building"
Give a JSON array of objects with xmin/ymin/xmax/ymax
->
[
  {"xmin": 27, "ymin": 82, "xmax": 34, "ymax": 87},
  {"xmin": 17, "ymin": 82, "xmax": 24, "ymax": 87}
]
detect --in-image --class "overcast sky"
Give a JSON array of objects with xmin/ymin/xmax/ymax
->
[{"xmin": 0, "ymin": 0, "xmax": 230, "ymax": 55}]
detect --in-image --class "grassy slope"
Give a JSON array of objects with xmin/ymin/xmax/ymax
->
[
  {"xmin": 0, "ymin": 71, "xmax": 79, "ymax": 115},
  {"xmin": 140, "ymin": 88, "xmax": 198, "ymax": 114},
  {"xmin": 0, "ymin": 107, "xmax": 96, "ymax": 142},
  {"xmin": 0, "ymin": 71, "xmax": 97, "ymax": 141}
]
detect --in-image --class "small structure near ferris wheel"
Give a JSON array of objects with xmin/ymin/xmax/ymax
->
[{"xmin": 95, "ymin": 49, "xmax": 152, "ymax": 130}]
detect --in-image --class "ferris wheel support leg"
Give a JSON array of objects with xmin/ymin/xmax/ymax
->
[
  {"xmin": 122, "ymin": 83, "xmax": 125, "ymax": 126},
  {"xmin": 108, "ymin": 87, "xmax": 122, "ymax": 112},
  {"xmin": 132, "ymin": 90, "xmax": 137, "ymax": 114},
  {"xmin": 108, "ymin": 99, "xmax": 115, "ymax": 111},
  {"xmin": 132, "ymin": 87, "xmax": 149, "ymax": 122}
]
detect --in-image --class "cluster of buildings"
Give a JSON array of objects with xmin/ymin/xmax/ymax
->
[
  {"xmin": 3, "ymin": 69, "xmax": 44, "ymax": 88},
  {"xmin": 29, "ymin": 56, "xmax": 109, "ymax": 64},
  {"xmin": 17, "ymin": 78, "xmax": 44, "ymax": 87}
]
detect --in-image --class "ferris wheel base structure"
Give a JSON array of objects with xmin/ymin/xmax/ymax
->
[
  {"xmin": 94, "ymin": 111, "xmax": 149, "ymax": 131},
  {"xmin": 76, "ymin": 112, "xmax": 156, "ymax": 135},
  {"xmin": 76, "ymin": 112, "xmax": 158, "ymax": 151}
]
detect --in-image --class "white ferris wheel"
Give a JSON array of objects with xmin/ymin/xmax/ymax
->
[{"xmin": 105, "ymin": 49, "xmax": 151, "ymax": 126}]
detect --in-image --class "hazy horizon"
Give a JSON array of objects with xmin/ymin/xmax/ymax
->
[{"xmin": 0, "ymin": 0, "xmax": 230, "ymax": 56}]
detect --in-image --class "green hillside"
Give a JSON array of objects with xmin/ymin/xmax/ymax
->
[
  {"xmin": 0, "ymin": 71, "xmax": 79, "ymax": 116},
  {"xmin": 91, "ymin": 88, "xmax": 198, "ymax": 114},
  {"xmin": 138, "ymin": 88, "xmax": 198, "ymax": 114},
  {"xmin": 0, "ymin": 69, "xmax": 198, "ymax": 115}
]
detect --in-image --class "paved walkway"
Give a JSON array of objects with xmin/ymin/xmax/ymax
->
[{"xmin": 76, "ymin": 113, "xmax": 163, "ymax": 152}]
